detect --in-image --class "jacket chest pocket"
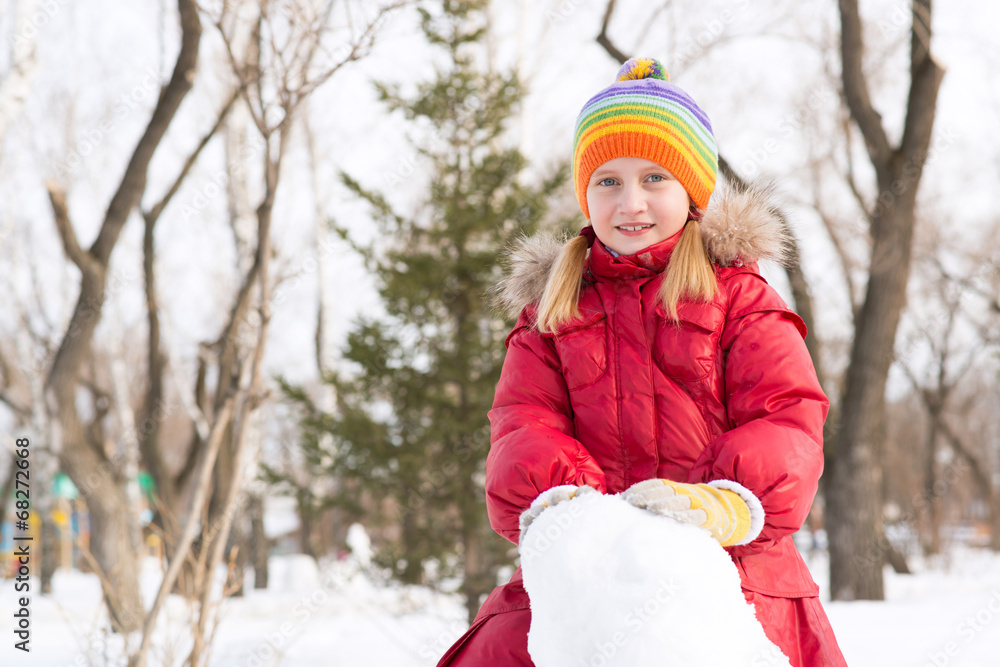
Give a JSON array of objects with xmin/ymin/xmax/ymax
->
[
  {"xmin": 549, "ymin": 312, "xmax": 608, "ymax": 391},
  {"xmin": 653, "ymin": 302, "xmax": 724, "ymax": 381}
]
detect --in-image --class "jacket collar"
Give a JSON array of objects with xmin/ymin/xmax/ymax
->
[{"xmin": 585, "ymin": 226, "xmax": 684, "ymax": 280}]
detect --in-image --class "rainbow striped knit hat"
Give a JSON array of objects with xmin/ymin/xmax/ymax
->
[{"xmin": 573, "ymin": 57, "xmax": 718, "ymax": 217}]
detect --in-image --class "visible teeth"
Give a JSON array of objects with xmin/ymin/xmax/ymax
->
[{"xmin": 618, "ymin": 225, "xmax": 652, "ymax": 231}]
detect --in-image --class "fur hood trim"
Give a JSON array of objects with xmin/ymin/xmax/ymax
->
[{"xmin": 493, "ymin": 181, "xmax": 790, "ymax": 319}]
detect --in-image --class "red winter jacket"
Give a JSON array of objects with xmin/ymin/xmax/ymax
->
[{"xmin": 487, "ymin": 188, "xmax": 828, "ymax": 598}]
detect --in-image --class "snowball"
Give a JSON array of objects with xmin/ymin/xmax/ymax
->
[{"xmin": 520, "ymin": 491, "xmax": 790, "ymax": 667}]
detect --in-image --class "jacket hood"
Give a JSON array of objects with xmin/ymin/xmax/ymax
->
[{"xmin": 493, "ymin": 181, "xmax": 791, "ymax": 319}]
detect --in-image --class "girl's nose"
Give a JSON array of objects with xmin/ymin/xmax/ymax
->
[{"xmin": 619, "ymin": 182, "xmax": 647, "ymax": 214}]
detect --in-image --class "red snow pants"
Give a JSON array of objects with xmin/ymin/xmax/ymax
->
[{"xmin": 436, "ymin": 568, "xmax": 848, "ymax": 667}]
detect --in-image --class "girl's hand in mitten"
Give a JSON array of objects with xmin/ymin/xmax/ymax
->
[
  {"xmin": 621, "ymin": 479, "xmax": 764, "ymax": 547},
  {"xmin": 519, "ymin": 485, "xmax": 598, "ymax": 542}
]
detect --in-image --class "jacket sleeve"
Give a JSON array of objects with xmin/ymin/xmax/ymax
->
[
  {"xmin": 486, "ymin": 308, "xmax": 608, "ymax": 544},
  {"xmin": 691, "ymin": 272, "xmax": 829, "ymax": 557}
]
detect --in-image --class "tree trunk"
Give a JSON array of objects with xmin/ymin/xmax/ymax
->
[
  {"xmin": 297, "ymin": 492, "xmax": 319, "ymax": 561},
  {"xmin": 40, "ymin": 514, "xmax": 60, "ymax": 593},
  {"xmin": 44, "ymin": 0, "xmax": 202, "ymax": 630},
  {"xmin": 228, "ymin": 515, "xmax": 248, "ymax": 597},
  {"xmin": 990, "ymin": 490, "xmax": 1000, "ymax": 552},
  {"xmin": 461, "ymin": 523, "xmax": 484, "ymax": 626},
  {"xmin": 80, "ymin": 468, "xmax": 145, "ymax": 632},
  {"xmin": 826, "ymin": 0, "xmax": 943, "ymax": 601},
  {"xmin": 249, "ymin": 494, "xmax": 269, "ymax": 589},
  {"xmin": 884, "ymin": 537, "xmax": 912, "ymax": 574},
  {"xmin": 827, "ymin": 204, "xmax": 915, "ymax": 600},
  {"xmin": 51, "ymin": 402, "xmax": 145, "ymax": 631},
  {"xmin": 922, "ymin": 414, "xmax": 943, "ymax": 555}
]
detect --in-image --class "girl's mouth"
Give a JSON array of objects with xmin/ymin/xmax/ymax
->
[{"xmin": 616, "ymin": 224, "xmax": 654, "ymax": 232}]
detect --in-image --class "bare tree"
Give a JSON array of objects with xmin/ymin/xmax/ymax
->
[
  {"xmin": 825, "ymin": 0, "xmax": 945, "ymax": 601},
  {"xmin": 896, "ymin": 233, "xmax": 1000, "ymax": 553},
  {"xmin": 43, "ymin": 0, "xmax": 202, "ymax": 631},
  {"xmin": 129, "ymin": 2, "xmax": 411, "ymax": 665}
]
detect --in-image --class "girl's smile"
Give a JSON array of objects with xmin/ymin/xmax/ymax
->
[{"xmin": 585, "ymin": 157, "xmax": 691, "ymax": 256}]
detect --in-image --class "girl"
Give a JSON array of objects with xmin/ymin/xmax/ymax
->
[{"xmin": 437, "ymin": 57, "xmax": 847, "ymax": 666}]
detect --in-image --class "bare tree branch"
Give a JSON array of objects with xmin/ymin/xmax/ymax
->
[
  {"xmin": 596, "ymin": 0, "xmax": 628, "ymax": 63},
  {"xmin": 45, "ymin": 183, "xmax": 100, "ymax": 278},
  {"xmin": 89, "ymin": 0, "xmax": 202, "ymax": 266},
  {"xmin": 899, "ymin": 0, "xmax": 945, "ymax": 162},
  {"xmin": 838, "ymin": 0, "xmax": 892, "ymax": 172},
  {"xmin": 215, "ymin": 14, "xmax": 268, "ymax": 136},
  {"xmin": 299, "ymin": 2, "xmax": 410, "ymax": 101},
  {"xmin": 0, "ymin": 393, "xmax": 30, "ymax": 418},
  {"xmin": 129, "ymin": 395, "xmax": 236, "ymax": 667},
  {"xmin": 48, "ymin": 0, "xmax": 202, "ymax": 395},
  {"xmin": 143, "ymin": 87, "xmax": 243, "ymax": 225},
  {"xmin": 813, "ymin": 202, "xmax": 860, "ymax": 323},
  {"xmin": 842, "ymin": 116, "xmax": 873, "ymax": 221}
]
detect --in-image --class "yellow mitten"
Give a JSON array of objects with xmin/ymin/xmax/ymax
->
[{"xmin": 622, "ymin": 479, "xmax": 763, "ymax": 547}]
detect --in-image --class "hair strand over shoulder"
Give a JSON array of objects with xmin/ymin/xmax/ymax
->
[{"xmin": 535, "ymin": 235, "xmax": 590, "ymax": 333}]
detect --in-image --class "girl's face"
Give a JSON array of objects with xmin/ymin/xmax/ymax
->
[{"xmin": 586, "ymin": 156, "xmax": 691, "ymax": 256}]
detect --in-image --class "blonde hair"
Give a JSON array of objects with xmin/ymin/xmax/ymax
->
[
  {"xmin": 536, "ymin": 235, "xmax": 590, "ymax": 333},
  {"xmin": 658, "ymin": 219, "xmax": 718, "ymax": 321},
  {"xmin": 536, "ymin": 220, "xmax": 717, "ymax": 333}
]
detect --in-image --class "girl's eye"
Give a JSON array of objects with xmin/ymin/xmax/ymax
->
[
  {"xmin": 598, "ymin": 178, "xmax": 617, "ymax": 186},
  {"xmin": 647, "ymin": 174, "xmax": 665, "ymax": 182}
]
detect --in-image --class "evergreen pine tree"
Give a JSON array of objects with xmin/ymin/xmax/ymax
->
[{"xmin": 275, "ymin": 0, "xmax": 568, "ymax": 621}]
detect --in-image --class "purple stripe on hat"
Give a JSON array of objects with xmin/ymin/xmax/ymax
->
[
  {"xmin": 579, "ymin": 97, "xmax": 714, "ymax": 138},
  {"xmin": 582, "ymin": 85, "xmax": 712, "ymax": 127}
]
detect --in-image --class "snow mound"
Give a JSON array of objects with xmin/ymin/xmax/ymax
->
[{"xmin": 520, "ymin": 491, "xmax": 790, "ymax": 667}]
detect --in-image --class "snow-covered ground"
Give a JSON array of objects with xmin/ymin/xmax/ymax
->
[
  {"xmin": 821, "ymin": 548, "xmax": 1000, "ymax": 667},
  {"xmin": 2, "ymin": 542, "xmax": 1000, "ymax": 665}
]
